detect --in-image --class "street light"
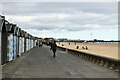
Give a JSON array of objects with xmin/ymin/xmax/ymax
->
[{"xmin": 91, "ymin": 33, "xmax": 93, "ymax": 40}]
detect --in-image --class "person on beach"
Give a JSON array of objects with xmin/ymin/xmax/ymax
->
[
  {"xmin": 85, "ymin": 46, "xmax": 88, "ymax": 50},
  {"xmin": 82, "ymin": 46, "xmax": 85, "ymax": 49},
  {"xmin": 69, "ymin": 43, "xmax": 70, "ymax": 45},
  {"xmin": 50, "ymin": 41, "xmax": 57, "ymax": 58},
  {"xmin": 76, "ymin": 46, "xmax": 79, "ymax": 49},
  {"xmin": 75, "ymin": 42, "xmax": 76, "ymax": 45}
]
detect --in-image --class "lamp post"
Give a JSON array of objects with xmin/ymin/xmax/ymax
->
[{"xmin": 91, "ymin": 33, "xmax": 93, "ymax": 40}]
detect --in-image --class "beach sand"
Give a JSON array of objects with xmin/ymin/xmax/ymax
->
[{"xmin": 57, "ymin": 42, "xmax": 119, "ymax": 60}]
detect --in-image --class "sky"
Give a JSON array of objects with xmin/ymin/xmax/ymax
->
[{"xmin": 0, "ymin": 2, "xmax": 118, "ymax": 40}]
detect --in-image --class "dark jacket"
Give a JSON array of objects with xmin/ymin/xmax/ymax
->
[{"xmin": 50, "ymin": 43, "xmax": 57, "ymax": 52}]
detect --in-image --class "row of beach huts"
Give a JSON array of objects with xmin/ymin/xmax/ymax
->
[{"xmin": 0, "ymin": 15, "xmax": 40, "ymax": 65}]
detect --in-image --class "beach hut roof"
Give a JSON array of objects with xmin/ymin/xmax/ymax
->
[
  {"xmin": 5, "ymin": 21, "xmax": 13, "ymax": 32},
  {"xmin": 18, "ymin": 28, "xmax": 21, "ymax": 37},
  {"xmin": 15, "ymin": 27, "xmax": 19, "ymax": 36},
  {"xmin": 7, "ymin": 23, "xmax": 17, "ymax": 34},
  {"xmin": 25, "ymin": 32, "xmax": 29, "ymax": 38},
  {"xmin": 0, "ymin": 15, "xmax": 5, "ymax": 31},
  {"xmin": 12, "ymin": 24, "xmax": 17, "ymax": 35}
]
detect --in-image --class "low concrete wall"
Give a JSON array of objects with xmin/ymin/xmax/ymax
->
[{"xmin": 57, "ymin": 45, "xmax": 120, "ymax": 72}]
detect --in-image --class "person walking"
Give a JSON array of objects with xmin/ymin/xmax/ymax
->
[{"xmin": 50, "ymin": 41, "xmax": 57, "ymax": 58}]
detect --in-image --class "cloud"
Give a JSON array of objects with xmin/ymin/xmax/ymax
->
[
  {"xmin": 2, "ymin": 2, "xmax": 118, "ymax": 15},
  {"xmin": 5, "ymin": 11, "xmax": 117, "ymax": 32},
  {"xmin": 1, "ymin": 2, "xmax": 118, "ymax": 40}
]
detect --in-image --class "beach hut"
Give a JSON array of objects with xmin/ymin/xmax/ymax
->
[
  {"xmin": 28, "ymin": 34, "xmax": 31, "ymax": 50},
  {"xmin": 1, "ymin": 18, "xmax": 14, "ymax": 63},
  {"xmin": 13, "ymin": 26, "xmax": 19, "ymax": 58},
  {"xmin": 30, "ymin": 35, "xmax": 34, "ymax": 49},
  {"xmin": 25, "ymin": 33, "xmax": 29, "ymax": 51},
  {"xmin": 33, "ymin": 37, "xmax": 37, "ymax": 47},
  {"xmin": 31, "ymin": 35, "xmax": 34, "ymax": 49},
  {"xmin": 12, "ymin": 24, "xmax": 18, "ymax": 59},
  {"xmin": 0, "ymin": 15, "xmax": 8, "ymax": 64},
  {"xmin": 35, "ymin": 37, "xmax": 39, "ymax": 47},
  {"xmin": 26, "ymin": 33, "xmax": 29, "ymax": 51},
  {"xmin": 24, "ymin": 31, "xmax": 27, "ymax": 52},
  {"xmin": 33, "ymin": 37, "xmax": 37, "ymax": 48},
  {"xmin": 16, "ymin": 27, "xmax": 21, "ymax": 57},
  {"xmin": 18, "ymin": 30, "xmax": 25, "ymax": 56},
  {"xmin": 0, "ymin": 16, "xmax": 2, "ymax": 64},
  {"xmin": 0, "ymin": 16, "xmax": 17, "ymax": 63},
  {"xmin": 32, "ymin": 37, "xmax": 35, "ymax": 48},
  {"xmin": 7, "ymin": 23, "xmax": 18, "ymax": 60},
  {"xmin": 6, "ymin": 22, "xmax": 14, "ymax": 62},
  {"xmin": 21, "ymin": 30, "xmax": 25, "ymax": 53},
  {"xmin": 18, "ymin": 28, "xmax": 22, "ymax": 56},
  {"xmin": 26, "ymin": 34, "xmax": 29, "ymax": 51}
]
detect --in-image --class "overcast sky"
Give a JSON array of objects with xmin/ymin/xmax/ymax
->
[{"xmin": 1, "ymin": 2, "xmax": 118, "ymax": 40}]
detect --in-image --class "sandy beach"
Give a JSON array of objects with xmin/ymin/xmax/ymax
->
[{"xmin": 57, "ymin": 42, "xmax": 119, "ymax": 60}]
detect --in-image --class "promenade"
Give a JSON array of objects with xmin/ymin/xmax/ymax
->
[{"xmin": 2, "ymin": 46, "xmax": 118, "ymax": 78}]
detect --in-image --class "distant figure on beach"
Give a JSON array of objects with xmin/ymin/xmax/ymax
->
[
  {"xmin": 69, "ymin": 43, "xmax": 70, "ymax": 45},
  {"xmin": 76, "ymin": 46, "xmax": 79, "ymax": 49},
  {"xmin": 50, "ymin": 41, "xmax": 57, "ymax": 58},
  {"xmin": 82, "ymin": 46, "xmax": 85, "ymax": 49},
  {"xmin": 85, "ymin": 46, "xmax": 88, "ymax": 50},
  {"xmin": 82, "ymin": 46, "xmax": 88, "ymax": 50},
  {"xmin": 75, "ymin": 42, "xmax": 76, "ymax": 45}
]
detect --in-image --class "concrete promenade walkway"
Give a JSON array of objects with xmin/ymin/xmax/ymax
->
[{"xmin": 2, "ymin": 46, "xmax": 118, "ymax": 78}]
